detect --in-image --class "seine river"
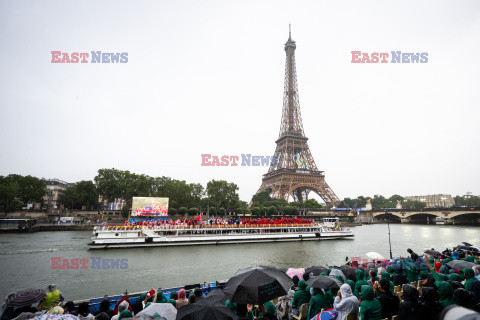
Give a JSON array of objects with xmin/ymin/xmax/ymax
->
[{"xmin": 0, "ymin": 224, "xmax": 479, "ymax": 301}]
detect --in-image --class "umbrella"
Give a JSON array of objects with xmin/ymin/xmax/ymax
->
[
  {"xmin": 340, "ymin": 265, "xmax": 356, "ymax": 281},
  {"xmin": 137, "ymin": 303, "xmax": 177, "ymax": 320},
  {"xmin": 223, "ymin": 267, "xmax": 292, "ymax": 305},
  {"xmin": 366, "ymin": 252, "xmax": 384, "ymax": 260},
  {"xmin": 286, "ymin": 268, "xmax": 305, "ymax": 280},
  {"xmin": 235, "ymin": 265, "xmax": 281, "ymax": 275},
  {"xmin": 447, "ymin": 260, "xmax": 476, "ymax": 270},
  {"xmin": 6, "ymin": 289, "xmax": 47, "ymax": 308},
  {"xmin": 424, "ymin": 249, "xmax": 442, "ymax": 258},
  {"xmin": 461, "ymin": 242, "xmax": 473, "ymax": 246},
  {"xmin": 306, "ymin": 276, "xmax": 340, "ymax": 290},
  {"xmin": 176, "ymin": 300, "xmax": 236, "ymax": 320},
  {"xmin": 305, "ymin": 266, "xmax": 329, "ymax": 276},
  {"xmin": 329, "ymin": 269, "xmax": 346, "ymax": 283},
  {"xmin": 327, "ymin": 276, "xmax": 343, "ymax": 288},
  {"xmin": 204, "ymin": 289, "xmax": 227, "ymax": 305}
]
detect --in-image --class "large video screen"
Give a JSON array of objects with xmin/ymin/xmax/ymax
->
[{"xmin": 131, "ymin": 197, "xmax": 169, "ymax": 216}]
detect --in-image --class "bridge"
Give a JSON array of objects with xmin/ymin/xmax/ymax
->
[{"xmin": 358, "ymin": 209, "xmax": 480, "ymax": 224}]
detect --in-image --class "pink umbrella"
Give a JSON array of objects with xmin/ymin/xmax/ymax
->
[{"xmin": 286, "ymin": 268, "xmax": 305, "ymax": 280}]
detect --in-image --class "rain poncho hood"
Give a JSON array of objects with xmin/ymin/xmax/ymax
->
[
  {"xmin": 307, "ymin": 288, "xmax": 331, "ymax": 320},
  {"xmin": 360, "ymin": 285, "xmax": 374, "ymax": 301},
  {"xmin": 118, "ymin": 310, "xmax": 132, "ymax": 320},
  {"xmin": 292, "ymin": 280, "xmax": 311, "ymax": 308},
  {"xmin": 464, "ymin": 268, "xmax": 475, "ymax": 291},
  {"xmin": 359, "ymin": 285, "xmax": 382, "ymax": 320},
  {"xmin": 437, "ymin": 281, "xmax": 456, "ymax": 307},
  {"xmin": 355, "ymin": 269, "xmax": 366, "ymax": 281},
  {"xmin": 354, "ymin": 280, "xmax": 368, "ymax": 298},
  {"xmin": 448, "ymin": 273, "xmax": 462, "ymax": 282}
]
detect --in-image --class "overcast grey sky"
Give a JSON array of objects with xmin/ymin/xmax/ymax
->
[{"xmin": 0, "ymin": 0, "xmax": 479, "ymax": 202}]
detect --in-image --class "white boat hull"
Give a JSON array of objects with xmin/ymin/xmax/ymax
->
[{"xmin": 89, "ymin": 230, "xmax": 353, "ymax": 249}]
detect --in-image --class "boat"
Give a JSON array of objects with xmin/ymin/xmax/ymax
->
[
  {"xmin": 88, "ymin": 217, "xmax": 354, "ymax": 249},
  {"xmin": 0, "ymin": 218, "xmax": 38, "ymax": 232},
  {"xmin": 435, "ymin": 217, "xmax": 445, "ymax": 225}
]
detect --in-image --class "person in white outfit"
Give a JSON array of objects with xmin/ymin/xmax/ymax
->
[{"xmin": 333, "ymin": 283, "xmax": 360, "ymax": 320}]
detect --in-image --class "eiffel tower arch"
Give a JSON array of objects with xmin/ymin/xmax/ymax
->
[{"xmin": 257, "ymin": 27, "xmax": 340, "ymax": 207}]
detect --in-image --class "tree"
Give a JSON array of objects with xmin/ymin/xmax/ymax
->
[
  {"xmin": 59, "ymin": 180, "xmax": 98, "ymax": 209},
  {"xmin": 178, "ymin": 207, "xmax": 187, "ymax": 215},
  {"xmin": 251, "ymin": 190, "xmax": 272, "ymax": 205},
  {"xmin": 402, "ymin": 200, "xmax": 427, "ymax": 210},
  {"xmin": 218, "ymin": 207, "xmax": 226, "ymax": 216},
  {"xmin": 206, "ymin": 180, "xmax": 240, "ymax": 210},
  {"xmin": 0, "ymin": 176, "xmax": 20, "ymax": 213},
  {"xmin": 252, "ymin": 207, "xmax": 260, "ymax": 215},
  {"xmin": 268, "ymin": 206, "xmax": 276, "ymax": 215},
  {"xmin": 454, "ymin": 195, "xmax": 480, "ymax": 207},
  {"xmin": 188, "ymin": 207, "xmax": 198, "ymax": 215}
]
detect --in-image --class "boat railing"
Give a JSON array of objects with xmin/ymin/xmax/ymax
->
[{"xmin": 96, "ymin": 223, "xmax": 320, "ymax": 232}]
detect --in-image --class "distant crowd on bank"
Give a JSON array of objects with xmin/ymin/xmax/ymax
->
[
  {"xmin": 2, "ymin": 246, "xmax": 480, "ymax": 320},
  {"xmin": 125, "ymin": 217, "xmax": 314, "ymax": 227}
]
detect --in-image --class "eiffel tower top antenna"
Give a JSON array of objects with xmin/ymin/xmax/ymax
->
[{"xmin": 289, "ymin": 23, "xmax": 291, "ymax": 40}]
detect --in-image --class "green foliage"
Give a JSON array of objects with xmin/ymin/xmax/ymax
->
[
  {"xmin": 206, "ymin": 180, "xmax": 239, "ymax": 210},
  {"xmin": 0, "ymin": 175, "xmax": 46, "ymax": 213},
  {"xmin": 188, "ymin": 207, "xmax": 198, "ymax": 215},
  {"xmin": 268, "ymin": 206, "xmax": 276, "ymax": 215},
  {"xmin": 218, "ymin": 207, "xmax": 226, "ymax": 215},
  {"xmin": 402, "ymin": 200, "xmax": 427, "ymax": 210},
  {"xmin": 178, "ymin": 207, "xmax": 187, "ymax": 215},
  {"xmin": 251, "ymin": 190, "xmax": 272, "ymax": 205},
  {"xmin": 252, "ymin": 207, "xmax": 260, "ymax": 215},
  {"xmin": 121, "ymin": 205, "xmax": 129, "ymax": 218},
  {"xmin": 209, "ymin": 207, "xmax": 217, "ymax": 215},
  {"xmin": 59, "ymin": 180, "xmax": 98, "ymax": 209},
  {"xmin": 94, "ymin": 168, "xmax": 204, "ymax": 209},
  {"xmin": 168, "ymin": 207, "xmax": 177, "ymax": 215},
  {"xmin": 454, "ymin": 195, "xmax": 480, "ymax": 207}
]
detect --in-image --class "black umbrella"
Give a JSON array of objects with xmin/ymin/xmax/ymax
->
[
  {"xmin": 306, "ymin": 275, "xmax": 340, "ymax": 290},
  {"xmin": 222, "ymin": 267, "xmax": 292, "ymax": 305},
  {"xmin": 305, "ymin": 266, "xmax": 329, "ymax": 276},
  {"xmin": 204, "ymin": 289, "xmax": 227, "ymax": 305},
  {"xmin": 235, "ymin": 265, "xmax": 282, "ymax": 276},
  {"xmin": 424, "ymin": 249, "xmax": 442, "ymax": 258},
  {"xmin": 447, "ymin": 260, "xmax": 475, "ymax": 270},
  {"xmin": 176, "ymin": 300, "xmax": 236, "ymax": 320},
  {"xmin": 461, "ymin": 242, "xmax": 473, "ymax": 247},
  {"xmin": 340, "ymin": 265, "xmax": 356, "ymax": 281},
  {"xmin": 328, "ymin": 276, "xmax": 344, "ymax": 287}
]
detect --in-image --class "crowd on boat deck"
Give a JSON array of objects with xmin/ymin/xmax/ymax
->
[
  {"xmin": 2, "ymin": 247, "xmax": 480, "ymax": 320},
  {"xmin": 126, "ymin": 217, "xmax": 314, "ymax": 227}
]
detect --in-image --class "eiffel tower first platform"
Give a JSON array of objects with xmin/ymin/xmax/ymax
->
[{"xmin": 257, "ymin": 27, "xmax": 340, "ymax": 207}]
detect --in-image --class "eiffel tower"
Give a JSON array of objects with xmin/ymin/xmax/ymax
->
[{"xmin": 257, "ymin": 27, "xmax": 340, "ymax": 207}]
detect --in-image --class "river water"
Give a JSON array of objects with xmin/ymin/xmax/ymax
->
[{"xmin": 0, "ymin": 224, "xmax": 479, "ymax": 301}]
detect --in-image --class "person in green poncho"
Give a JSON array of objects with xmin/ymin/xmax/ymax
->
[
  {"xmin": 307, "ymin": 288, "xmax": 332, "ymax": 320},
  {"xmin": 437, "ymin": 281, "xmax": 456, "ymax": 307},
  {"xmin": 292, "ymin": 280, "xmax": 311, "ymax": 309},
  {"xmin": 118, "ymin": 310, "xmax": 132, "ymax": 320},
  {"xmin": 463, "ymin": 268, "xmax": 476, "ymax": 291},
  {"xmin": 257, "ymin": 301, "xmax": 276, "ymax": 320},
  {"xmin": 355, "ymin": 269, "xmax": 366, "ymax": 282},
  {"xmin": 359, "ymin": 285, "xmax": 382, "ymax": 320},
  {"xmin": 354, "ymin": 279, "xmax": 368, "ymax": 299},
  {"xmin": 448, "ymin": 273, "xmax": 462, "ymax": 282}
]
